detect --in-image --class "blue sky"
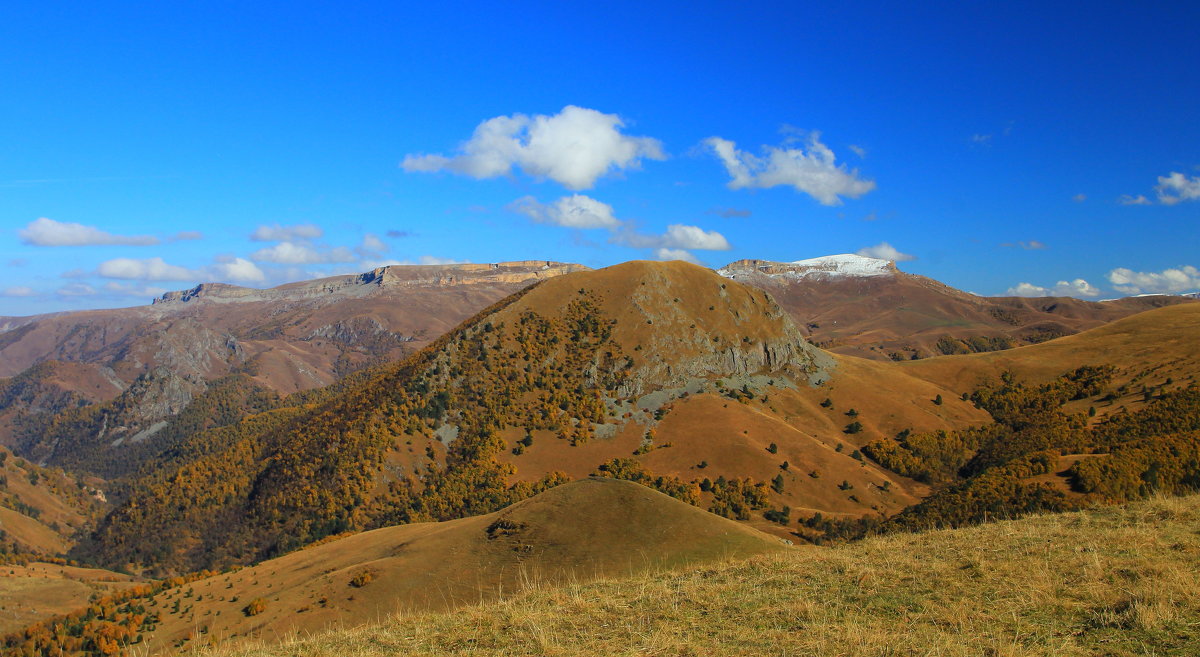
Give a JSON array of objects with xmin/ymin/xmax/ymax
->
[{"xmin": 2, "ymin": 1, "xmax": 1198, "ymax": 316}]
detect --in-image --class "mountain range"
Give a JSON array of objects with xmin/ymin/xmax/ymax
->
[{"xmin": 1, "ymin": 256, "xmax": 1199, "ymax": 656}]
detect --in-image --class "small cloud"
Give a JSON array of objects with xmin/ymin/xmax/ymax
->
[
  {"xmin": 848, "ymin": 144, "xmax": 866, "ymax": 158},
  {"xmin": 101, "ymin": 282, "xmax": 170, "ymax": 298},
  {"xmin": 708, "ymin": 207, "xmax": 752, "ymax": 219},
  {"xmin": 703, "ymin": 132, "xmax": 875, "ymax": 206},
  {"xmin": 1, "ymin": 286, "xmax": 36, "ymax": 297},
  {"xmin": 1108, "ymin": 265, "xmax": 1200, "ymax": 295},
  {"xmin": 971, "ymin": 134, "xmax": 993, "ymax": 146},
  {"xmin": 402, "ymin": 105, "xmax": 665, "ymax": 191},
  {"xmin": 1072, "ymin": 193, "xmax": 1087, "ymax": 203},
  {"xmin": 205, "ymin": 256, "xmax": 266, "ymax": 284},
  {"xmin": 357, "ymin": 233, "xmax": 388, "ymax": 259},
  {"xmin": 385, "ymin": 229, "xmax": 413, "ymax": 239},
  {"xmin": 1118, "ymin": 194, "xmax": 1152, "ymax": 206},
  {"xmin": 417, "ymin": 255, "xmax": 468, "ymax": 265},
  {"xmin": 1000, "ymin": 240, "xmax": 1047, "ymax": 250},
  {"xmin": 862, "ymin": 211, "xmax": 878, "ymax": 222},
  {"xmin": 250, "ymin": 242, "xmax": 356, "ymax": 265},
  {"xmin": 250, "ymin": 223, "xmax": 324, "ymax": 242},
  {"xmin": 613, "ymin": 224, "xmax": 732, "ymax": 251},
  {"xmin": 7, "ymin": 258, "xmax": 28, "ymax": 267},
  {"xmin": 660, "ymin": 224, "xmax": 731, "ymax": 250},
  {"xmin": 18, "ymin": 217, "xmax": 159, "ymax": 247},
  {"xmin": 171, "ymin": 230, "xmax": 204, "ymax": 241},
  {"xmin": 57, "ymin": 282, "xmax": 96, "ymax": 297},
  {"xmin": 60, "ymin": 268, "xmax": 89, "ymax": 279},
  {"xmin": 98, "ymin": 257, "xmax": 195, "ymax": 281},
  {"xmin": 509, "ymin": 194, "xmax": 622, "ymax": 229},
  {"xmin": 653, "ymin": 248, "xmax": 700, "ymax": 264},
  {"xmin": 856, "ymin": 242, "xmax": 915, "ymax": 262},
  {"xmin": 1155, "ymin": 171, "xmax": 1200, "ymax": 205},
  {"xmin": 1005, "ymin": 279, "xmax": 1100, "ymax": 298}
]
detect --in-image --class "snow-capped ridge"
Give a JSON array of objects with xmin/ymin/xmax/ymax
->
[
  {"xmin": 788, "ymin": 254, "xmax": 897, "ymax": 277},
  {"xmin": 718, "ymin": 254, "xmax": 898, "ymax": 281}
]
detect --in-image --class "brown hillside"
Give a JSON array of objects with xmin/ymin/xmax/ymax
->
[
  {"xmin": 82, "ymin": 260, "xmax": 985, "ymax": 574},
  {"xmin": 897, "ymin": 302, "xmax": 1200, "ymax": 419},
  {"xmin": 0, "ymin": 261, "xmax": 584, "ymax": 473},
  {"xmin": 720, "ymin": 257, "xmax": 1196, "ymax": 360},
  {"xmin": 128, "ymin": 478, "xmax": 783, "ymax": 655},
  {"xmin": 0, "ymin": 446, "xmax": 102, "ymax": 556},
  {"xmin": 0, "ymin": 562, "xmax": 138, "ymax": 635}
]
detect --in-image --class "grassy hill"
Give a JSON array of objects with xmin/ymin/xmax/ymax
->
[
  {"xmin": 6, "ymin": 478, "xmax": 784, "ymax": 655},
  {"xmin": 206, "ymin": 493, "xmax": 1200, "ymax": 657},
  {"xmin": 898, "ymin": 303, "xmax": 1200, "ymax": 411},
  {"xmin": 79, "ymin": 261, "xmax": 982, "ymax": 573}
]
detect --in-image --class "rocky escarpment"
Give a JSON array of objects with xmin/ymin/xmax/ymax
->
[{"xmin": 154, "ymin": 261, "xmax": 589, "ymax": 305}]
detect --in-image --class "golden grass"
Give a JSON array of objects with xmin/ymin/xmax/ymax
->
[{"xmin": 200, "ymin": 494, "xmax": 1200, "ymax": 657}]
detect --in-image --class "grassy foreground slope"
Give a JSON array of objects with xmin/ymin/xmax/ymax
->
[{"xmin": 213, "ymin": 494, "xmax": 1200, "ymax": 657}]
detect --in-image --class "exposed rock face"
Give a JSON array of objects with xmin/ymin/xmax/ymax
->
[{"xmin": 153, "ymin": 261, "xmax": 587, "ymax": 305}]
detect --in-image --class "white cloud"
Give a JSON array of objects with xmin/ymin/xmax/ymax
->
[
  {"xmin": 856, "ymin": 242, "xmax": 915, "ymax": 261},
  {"xmin": 98, "ymin": 257, "xmax": 195, "ymax": 281},
  {"xmin": 1008, "ymin": 276, "xmax": 1099, "ymax": 297},
  {"xmin": 250, "ymin": 242, "xmax": 356, "ymax": 265},
  {"xmin": 57, "ymin": 282, "xmax": 96, "ymax": 297},
  {"xmin": 509, "ymin": 194, "xmax": 622, "ymax": 229},
  {"xmin": 971, "ymin": 134, "xmax": 993, "ymax": 145},
  {"xmin": 206, "ymin": 256, "xmax": 266, "ymax": 283},
  {"xmin": 402, "ymin": 105, "xmax": 665, "ymax": 190},
  {"xmin": 510, "ymin": 194, "xmax": 731, "ymax": 258},
  {"xmin": 660, "ymin": 224, "xmax": 731, "ymax": 250},
  {"xmin": 417, "ymin": 255, "xmax": 468, "ymax": 265},
  {"xmin": 102, "ymin": 282, "xmax": 170, "ymax": 298},
  {"xmin": 1118, "ymin": 194, "xmax": 1152, "ymax": 206},
  {"xmin": 1004, "ymin": 279, "xmax": 1101, "ymax": 298},
  {"xmin": 653, "ymin": 248, "xmax": 701, "ymax": 264},
  {"xmin": 1, "ymin": 286, "xmax": 36, "ymax": 297},
  {"xmin": 1155, "ymin": 172, "xmax": 1200, "ymax": 205},
  {"xmin": 1072, "ymin": 193, "xmax": 1087, "ymax": 203},
  {"xmin": 1108, "ymin": 265, "xmax": 1200, "ymax": 295},
  {"xmin": 357, "ymin": 256, "xmax": 469, "ymax": 270},
  {"xmin": 171, "ymin": 230, "xmax": 204, "ymax": 241},
  {"xmin": 358, "ymin": 233, "xmax": 388, "ymax": 258},
  {"xmin": 250, "ymin": 223, "xmax": 324, "ymax": 242},
  {"xmin": 703, "ymin": 133, "xmax": 875, "ymax": 205},
  {"xmin": 612, "ymin": 223, "xmax": 732, "ymax": 251},
  {"xmin": 18, "ymin": 217, "xmax": 159, "ymax": 247},
  {"xmin": 848, "ymin": 144, "xmax": 866, "ymax": 158}
]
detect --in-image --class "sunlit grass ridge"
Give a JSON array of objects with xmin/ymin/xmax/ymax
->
[{"xmin": 207, "ymin": 494, "xmax": 1200, "ymax": 657}]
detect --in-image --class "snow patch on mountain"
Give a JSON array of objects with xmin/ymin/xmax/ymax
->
[
  {"xmin": 717, "ymin": 254, "xmax": 897, "ymax": 281},
  {"xmin": 788, "ymin": 254, "xmax": 896, "ymax": 277}
]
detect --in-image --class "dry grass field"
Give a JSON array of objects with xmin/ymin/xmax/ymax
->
[
  {"xmin": 130, "ymin": 478, "xmax": 783, "ymax": 654},
  {"xmin": 0, "ymin": 562, "xmax": 137, "ymax": 635},
  {"xmin": 206, "ymin": 493, "xmax": 1200, "ymax": 657}
]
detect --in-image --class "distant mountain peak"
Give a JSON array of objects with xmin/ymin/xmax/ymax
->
[{"xmin": 718, "ymin": 254, "xmax": 899, "ymax": 280}]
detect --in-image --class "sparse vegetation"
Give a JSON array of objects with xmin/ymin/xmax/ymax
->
[{"xmin": 200, "ymin": 496, "xmax": 1200, "ymax": 657}]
